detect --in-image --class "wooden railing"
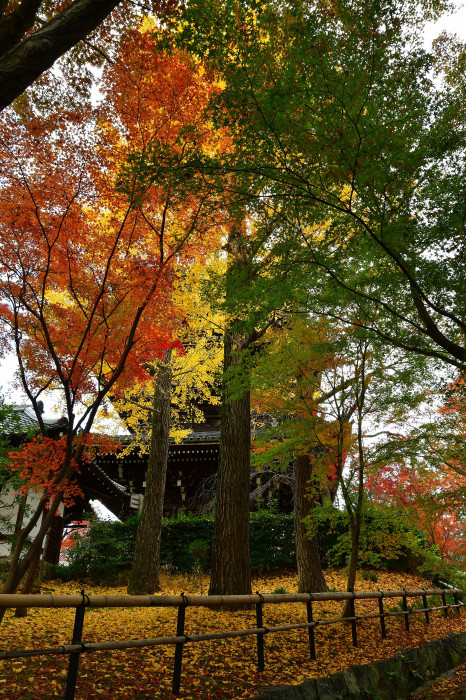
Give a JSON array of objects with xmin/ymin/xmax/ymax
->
[{"xmin": 0, "ymin": 587, "xmax": 462, "ymax": 699}]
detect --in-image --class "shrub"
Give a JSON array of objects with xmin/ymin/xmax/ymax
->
[
  {"xmin": 55, "ymin": 513, "xmax": 139, "ymax": 582},
  {"xmin": 55, "ymin": 510, "xmax": 298, "ymax": 581},
  {"xmin": 55, "ymin": 506, "xmax": 453, "ymax": 584}
]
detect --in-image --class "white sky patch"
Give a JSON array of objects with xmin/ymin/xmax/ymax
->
[{"xmin": 423, "ymin": 2, "xmax": 466, "ymax": 48}]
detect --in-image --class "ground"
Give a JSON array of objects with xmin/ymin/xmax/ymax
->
[
  {"xmin": 0, "ymin": 568, "xmax": 464, "ymax": 698},
  {"xmin": 408, "ymin": 664, "xmax": 466, "ymax": 699}
]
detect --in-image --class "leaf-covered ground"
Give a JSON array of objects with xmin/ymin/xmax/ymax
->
[
  {"xmin": 0, "ymin": 569, "xmax": 464, "ymax": 699},
  {"xmin": 408, "ymin": 663, "xmax": 466, "ymax": 699}
]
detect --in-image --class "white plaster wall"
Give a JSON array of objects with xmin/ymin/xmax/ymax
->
[{"xmin": 0, "ymin": 489, "xmax": 62, "ymax": 558}]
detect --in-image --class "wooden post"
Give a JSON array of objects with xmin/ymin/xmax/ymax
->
[
  {"xmin": 65, "ymin": 591, "xmax": 88, "ymax": 700},
  {"xmin": 453, "ymin": 591, "xmax": 461, "ymax": 615},
  {"xmin": 306, "ymin": 595, "xmax": 316, "ymax": 660},
  {"xmin": 422, "ymin": 593, "xmax": 430, "ymax": 624},
  {"xmin": 256, "ymin": 592, "xmax": 265, "ymax": 672},
  {"xmin": 441, "ymin": 591, "xmax": 448, "ymax": 616},
  {"xmin": 377, "ymin": 592, "xmax": 386, "ymax": 639},
  {"xmin": 172, "ymin": 594, "xmax": 188, "ymax": 696},
  {"xmin": 402, "ymin": 591, "xmax": 409, "ymax": 631},
  {"xmin": 350, "ymin": 594, "xmax": 357, "ymax": 647}
]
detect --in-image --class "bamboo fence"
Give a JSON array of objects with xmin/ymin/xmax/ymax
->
[{"xmin": 0, "ymin": 587, "xmax": 462, "ymax": 698}]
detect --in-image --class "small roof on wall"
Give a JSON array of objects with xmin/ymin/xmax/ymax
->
[{"xmin": 3, "ymin": 404, "xmax": 67, "ymax": 438}]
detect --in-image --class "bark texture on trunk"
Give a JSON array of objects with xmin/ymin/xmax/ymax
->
[
  {"xmin": 209, "ymin": 326, "xmax": 252, "ymax": 596},
  {"xmin": 127, "ymin": 358, "xmax": 172, "ymax": 595},
  {"xmin": 0, "ymin": 0, "xmax": 123, "ymax": 110},
  {"xmin": 294, "ymin": 453, "xmax": 328, "ymax": 593}
]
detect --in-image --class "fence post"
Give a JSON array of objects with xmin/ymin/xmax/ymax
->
[
  {"xmin": 453, "ymin": 591, "xmax": 461, "ymax": 615},
  {"xmin": 402, "ymin": 590, "xmax": 409, "ymax": 631},
  {"xmin": 377, "ymin": 591, "xmax": 386, "ymax": 639},
  {"xmin": 349, "ymin": 593, "xmax": 357, "ymax": 647},
  {"xmin": 422, "ymin": 592, "xmax": 430, "ymax": 624},
  {"xmin": 441, "ymin": 590, "xmax": 448, "ymax": 616},
  {"xmin": 306, "ymin": 593, "xmax": 316, "ymax": 660},
  {"xmin": 172, "ymin": 593, "xmax": 188, "ymax": 696},
  {"xmin": 256, "ymin": 592, "xmax": 265, "ymax": 672},
  {"xmin": 65, "ymin": 590, "xmax": 88, "ymax": 700}
]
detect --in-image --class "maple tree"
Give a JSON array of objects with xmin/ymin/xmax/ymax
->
[
  {"xmin": 162, "ymin": 0, "xmax": 465, "ymax": 373},
  {"xmin": 365, "ymin": 378, "xmax": 466, "ymax": 570},
  {"xmin": 250, "ymin": 319, "xmax": 374, "ymax": 595},
  {"xmin": 319, "ymin": 336, "xmax": 443, "ymax": 607},
  {"xmin": 367, "ymin": 461, "xmax": 465, "ymax": 565},
  {"xmin": 250, "ymin": 317, "xmax": 439, "ymax": 598},
  {"xmin": 251, "ymin": 317, "xmax": 340, "ymax": 592},
  {"xmin": 0, "ymin": 26, "xmax": 226, "ymax": 605}
]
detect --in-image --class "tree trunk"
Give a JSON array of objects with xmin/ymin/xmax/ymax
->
[
  {"xmin": 14, "ymin": 544, "xmax": 42, "ymax": 618},
  {"xmin": 0, "ymin": 0, "xmax": 123, "ymax": 110},
  {"xmin": 209, "ymin": 325, "xmax": 252, "ymax": 596},
  {"xmin": 294, "ymin": 453, "xmax": 328, "ymax": 593},
  {"xmin": 0, "ymin": 478, "xmax": 70, "ymax": 624},
  {"xmin": 342, "ymin": 516, "xmax": 362, "ymax": 618},
  {"xmin": 127, "ymin": 355, "xmax": 172, "ymax": 595}
]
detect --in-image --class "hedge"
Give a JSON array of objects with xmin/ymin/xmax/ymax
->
[{"xmin": 55, "ymin": 508, "xmax": 455, "ymax": 585}]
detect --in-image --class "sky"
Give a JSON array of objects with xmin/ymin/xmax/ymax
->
[{"xmin": 423, "ymin": 2, "xmax": 466, "ymax": 47}]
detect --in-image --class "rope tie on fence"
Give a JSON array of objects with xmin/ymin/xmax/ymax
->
[
  {"xmin": 257, "ymin": 593, "xmax": 269, "ymax": 634},
  {"xmin": 65, "ymin": 590, "xmax": 88, "ymax": 700},
  {"xmin": 181, "ymin": 593, "xmax": 190, "ymax": 607}
]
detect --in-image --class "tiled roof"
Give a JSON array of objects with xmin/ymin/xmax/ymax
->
[
  {"xmin": 3, "ymin": 405, "xmax": 66, "ymax": 436},
  {"xmin": 175, "ymin": 430, "xmax": 221, "ymax": 443},
  {"xmin": 111, "ymin": 429, "xmax": 221, "ymax": 448}
]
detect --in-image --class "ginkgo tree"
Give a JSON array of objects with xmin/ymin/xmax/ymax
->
[
  {"xmin": 116, "ymin": 259, "xmax": 224, "ymax": 595},
  {"xmin": 93, "ymin": 26, "xmax": 228, "ymax": 596},
  {"xmin": 0, "ymin": 28, "xmax": 226, "ymax": 605}
]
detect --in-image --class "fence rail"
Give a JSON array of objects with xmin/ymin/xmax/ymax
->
[{"xmin": 0, "ymin": 587, "xmax": 462, "ymax": 699}]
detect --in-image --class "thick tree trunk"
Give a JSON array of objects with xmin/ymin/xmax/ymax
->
[
  {"xmin": 127, "ymin": 356, "xmax": 172, "ymax": 595},
  {"xmin": 0, "ymin": 0, "xmax": 123, "ymax": 111},
  {"xmin": 209, "ymin": 326, "xmax": 252, "ymax": 596},
  {"xmin": 294, "ymin": 453, "xmax": 328, "ymax": 593}
]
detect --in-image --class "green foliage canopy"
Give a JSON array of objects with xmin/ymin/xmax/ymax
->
[{"xmin": 148, "ymin": 0, "xmax": 465, "ymax": 372}]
